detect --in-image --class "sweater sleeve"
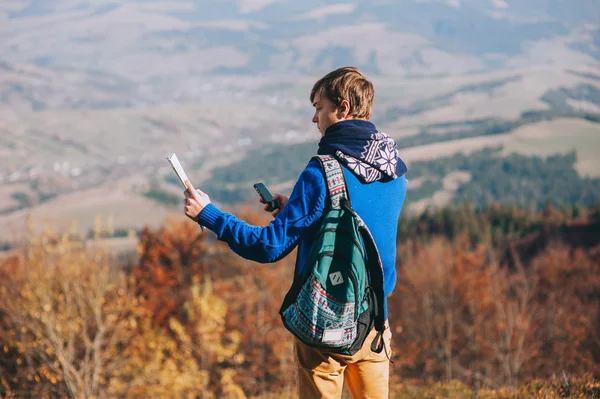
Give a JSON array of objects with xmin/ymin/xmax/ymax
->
[{"xmin": 197, "ymin": 160, "xmax": 326, "ymax": 263}]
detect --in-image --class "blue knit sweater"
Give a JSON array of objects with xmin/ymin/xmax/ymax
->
[{"xmin": 198, "ymin": 156, "xmax": 406, "ymax": 320}]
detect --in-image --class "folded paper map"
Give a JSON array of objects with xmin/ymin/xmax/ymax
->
[
  {"xmin": 166, "ymin": 153, "xmax": 204, "ymax": 230},
  {"xmin": 166, "ymin": 153, "xmax": 193, "ymax": 191}
]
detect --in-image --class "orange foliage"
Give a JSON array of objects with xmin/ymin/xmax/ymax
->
[
  {"xmin": 133, "ymin": 208, "xmax": 297, "ymax": 396},
  {"xmin": 0, "ymin": 231, "xmax": 247, "ymax": 398},
  {"xmin": 135, "ymin": 218, "xmax": 211, "ymax": 326},
  {"xmin": 391, "ymin": 235, "xmax": 600, "ymax": 389},
  {"xmin": 1, "ymin": 205, "xmax": 598, "ymax": 398}
]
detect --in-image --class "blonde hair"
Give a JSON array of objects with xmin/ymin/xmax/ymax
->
[{"xmin": 310, "ymin": 66, "xmax": 374, "ymax": 120}]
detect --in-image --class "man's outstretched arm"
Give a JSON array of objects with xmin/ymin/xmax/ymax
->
[{"xmin": 184, "ymin": 161, "xmax": 326, "ymax": 263}]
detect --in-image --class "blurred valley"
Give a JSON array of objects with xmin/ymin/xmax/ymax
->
[{"xmin": 1, "ymin": 0, "xmax": 600, "ymax": 251}]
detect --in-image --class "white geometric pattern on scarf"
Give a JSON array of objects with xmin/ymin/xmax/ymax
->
[{"xmin": 335, "ymin": 132, "xmax": 399, "ymax": 183}]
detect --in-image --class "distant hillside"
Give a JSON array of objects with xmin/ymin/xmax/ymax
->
[{"xmin": 1, "ymin": 0, "xmax": 599, "ymax": 82}]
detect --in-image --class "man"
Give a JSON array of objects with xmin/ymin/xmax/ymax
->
[{"xmin": 184, "ymin": 66, "xmax": 407, "ymax": 398}]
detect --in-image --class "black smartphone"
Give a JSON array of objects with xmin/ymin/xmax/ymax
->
[{"xmin": 253, "ymin": 182, "xmax": 278, "ymax": 212}]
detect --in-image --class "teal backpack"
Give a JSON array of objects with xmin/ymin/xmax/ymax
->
[{"xmin": 279, "ymin": 155, "xmax": 387, "ymax": 356}]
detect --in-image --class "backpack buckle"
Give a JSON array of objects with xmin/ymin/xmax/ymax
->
[{"xmin": 340, "ymin": 197, "xmax": 351, "ymax": 210}]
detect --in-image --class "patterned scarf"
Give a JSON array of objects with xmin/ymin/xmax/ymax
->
[{"xmin": 317, "ymin": 120, "xmax": 407, "ymax": 183}]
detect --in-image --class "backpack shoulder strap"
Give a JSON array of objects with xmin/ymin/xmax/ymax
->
[
  {"xmin": 340, "ymin": 204, "xmax": 387, "ymax": 337},
  {"xmin": 359, "ymin": 222, "xmax": 387, "ymax": 347},
  {"xmin": 312, "ymin": 155, "xmax": 351, "ymax": 210}
]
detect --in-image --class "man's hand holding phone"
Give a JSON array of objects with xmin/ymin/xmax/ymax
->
[
  {"xmin": 259, "ymin": 192, "xmax": 287, "ymax": 217},
  {"xmin": 254, "ymin": 182, "xmax": 287, "ymax": 217}
]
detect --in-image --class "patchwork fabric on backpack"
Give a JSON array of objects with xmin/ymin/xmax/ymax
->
[{"xmin": 279, "ymin": 155, "xmax": 387, "ymax": 356}]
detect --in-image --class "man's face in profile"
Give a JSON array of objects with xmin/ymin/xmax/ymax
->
[{"xmin": 311, "ymin": 91, "xmax": 342, "ymax": 136}]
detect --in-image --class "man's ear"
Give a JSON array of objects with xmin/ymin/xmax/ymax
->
[{"xmin": 337, "ymin": 99, "xmax": 351, "ymax": 119}]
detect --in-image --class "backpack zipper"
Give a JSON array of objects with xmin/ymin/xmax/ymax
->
[
  {"xmin": 348, "ymin": 271, "xmax": 359, "ymax": 322},
  {"xmin": 318, "ymin": 228, "xmax": 365, "ymax": 259}
]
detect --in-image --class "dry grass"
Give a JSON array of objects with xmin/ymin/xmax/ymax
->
[
  {"xmin": 407, "ymin": 172, "xmax": 472, "ymax": 214},
  {"xmin": 0, "ymin": 177, "xmax": 182, "ymax": 242},
  {"xmin": 501, "ymin": 118, "xmax": 600, "ymax": 177},
  {"xmin": 384, "ymin": 67, "xmax": 597, "ymax": 126},
  {"xmin": 401, "ymin": 134, "xmax": 510, "ymax": 162},
  {"xmin": 400, "ymin": 118, "xmax": 600, "ymax": 177},
  {"xmin": 0, "ymin": 182, "xmax": 28, "ymax": 211}
]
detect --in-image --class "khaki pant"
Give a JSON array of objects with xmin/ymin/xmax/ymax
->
[{"xmin": 294, "ymin": 326, "xmax": 392, "ymax": 399}]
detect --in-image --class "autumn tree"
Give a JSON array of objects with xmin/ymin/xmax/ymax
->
[
  {"xmin": 0, "ymin": 229, "xmax": 248, "ymax": 398},
  {"xmin": 391, "ymin": 232, "xmax": 600, "ymax": 390},
  {"xmin": 133, "ymin": 209, "xmax": 297, "ymax": 397},
  {"xmin": 0, "ymin": 232, "xmax": 141, "ymax": 398}
]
